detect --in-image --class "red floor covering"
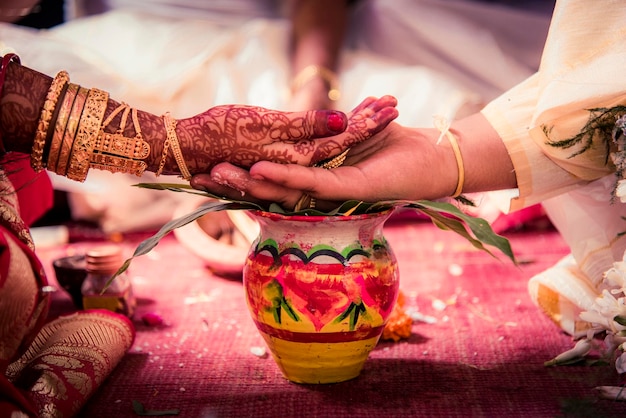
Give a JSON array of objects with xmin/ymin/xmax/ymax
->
[{"xmin": 37, "ymin": 216, "xmax": 626, "ymax": 418}]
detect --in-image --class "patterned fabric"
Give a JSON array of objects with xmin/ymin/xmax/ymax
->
[
  {"xmin": 6, "ymin": 311, "xmax": 134, "ymax": 417},
  {"xmin": 0, "ymin": 160, "xmax": 36, "ymax": 250},
  {"xmin": 0, "ymin": 166, "xmax": 136, "ymax": 417}
]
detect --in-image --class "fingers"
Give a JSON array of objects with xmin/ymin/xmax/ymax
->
[
  {"xmin": 290, "ymin": 110, "xmax": 348, "ymax": 139},
  {"xmin": 347, "ymin": 95, "xmax": 397, "ymax": 119},
  {"xmin": 190, "ymin": 173, "xmax": 254, "ymax": 203},
  {"xmin": 346, "ymin": 96, "xmax": 379, "ymax": 117},
  {"xmin": 191, "ymin": 163, "xmax": 301, "ymax": 208},
  {"xmin": 249, "ymin": 161, "xmax": 369, "ymax": 202},
  {"xmin": 286, "ymin": 95, "xmax": 397, "ymax": 143},
  {"xmin": 306, "ymin": 96, "xmax": 398, "ymax": 165}
]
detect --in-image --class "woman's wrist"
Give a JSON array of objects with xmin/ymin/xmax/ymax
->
[{"xmin": 0, "ymin": 57, "xmax": 185, "ymax": 180}]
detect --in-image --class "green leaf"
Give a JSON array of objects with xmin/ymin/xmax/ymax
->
[
  {"xmin": 109, "ymin": 183, "xmax": 517, "ymax": 289},
  {"xmin": 406, "ymin": 200, "xmax": 516, "ymax": 264},
  {"xmin": 105, "ymin": 199, "xmax": 257, "ymax": 291},
  {"xmin": 420, "ymin": 207, "xmax": 496, "ymax": 256}
]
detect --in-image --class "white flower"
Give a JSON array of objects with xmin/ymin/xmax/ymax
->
[
  {"xmin": 615, "ymin": 351, "xmax": 626, "ymax": 374},
  {"xmin": 604, "ymin": 333, "xmax": 625, "ymax": 354},
  {"xmin": 604, "ymin": 263, "xmax": 626, "ymax": 289},
  {"xmin": 616, "ymin": 179, "xmax": 626, "ymax": 203},
  {"xmin": 545, "ymin": 338, "xmax": 593, "ymax": 366},
  {"xmin": 579, "ymin": 310, "xmax": 615, "ymax": 330},
  {"xmin": 567, "ymin": 251, "xmax": 626, "ymax": 376}
]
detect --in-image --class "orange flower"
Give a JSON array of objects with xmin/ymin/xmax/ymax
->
[{"xmin": 381, "ymin": 290, "xmax": 412, "ymax": 342}]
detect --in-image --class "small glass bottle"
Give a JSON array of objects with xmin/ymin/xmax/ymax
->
[{"xmin": 81, "ymin": 245, "xmax": 136, "ymax": 318}]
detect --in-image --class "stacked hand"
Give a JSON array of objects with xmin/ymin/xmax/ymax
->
[
  {"xmin": 177, "ymin": 95, "xmax": 399, "ymax": 175},
  {"xmin": 190, "ymin": 108, "xmax": 518, "ymax": 209}
]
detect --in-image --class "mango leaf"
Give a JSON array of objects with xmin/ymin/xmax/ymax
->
[
  {"xmin": 404, "ymin": 200, "xmax": 516, "ymax": 263},
  {"xmin": 105, "ymin": 199, "xmax": 257, "ymax": 290},
  {"xmin": 106, "ymin": 183, "xmax": 517, "ymax": 291}
]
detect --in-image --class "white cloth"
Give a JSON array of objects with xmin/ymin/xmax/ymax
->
[
  {"xmin": 480, "ymin": 0, "xmax": 626, "ymax": 335},
  {"xmin": 1, "ymin": 0, "xmax": 551, "ymax": 232}
]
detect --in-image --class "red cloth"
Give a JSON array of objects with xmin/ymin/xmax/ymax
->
[
  {"xmin": 3, "ymin": 157, "xmax": 53, "ymax": 226},
  {"xmin": 0, "ymin": 164, "xmax": 134, "ymax": 417},
  {"xmin": 0, "ymin": 223, "xmax": 50, "ymax": 417},
  {"xmin": 35, "ymin": 222, "xmax": 626, "ymax": 418},
  {"xmin": 0, "ymin": 372, "xmax": 37, "ymax": 417}
]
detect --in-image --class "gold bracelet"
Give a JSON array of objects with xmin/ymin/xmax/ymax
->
[
  {"xmin": 47, "ymin": 83, "xmax": 78, "ymax": 172},
  {"xmin": 316, "ymin": 148, "xmax": 349, "ymax": 170},
  {"xmin": 163, "ymin": 112, "xmax": 191, "ymax": 180},
  {"xmin": 445, "ymin": 130, "xmax": 465, "ymax": 198},
  {"xmin": 66, "ymin": 88, "xmax": 108, "ymax": 182},
  {"xmin": 293, "ymin": 148, "xmax": 350, "ymax": 211},
  {"xmin": 155, "ymin": 115, "xmax": 171, "ymax": 177},
  {"xmin": 88, "ymin": 103, "xmax": 149, "ymax": 176},
  {"xmin": 31, "ymin": 70, "xmax": 69, "ymax": 172},
  {"xmin": 93, "ymin": 104, "xmax": 149, "ymax": 160},
  {"xmin": 56, "ymin": 86, "xmax": 88, "ymax": 176},
  {"xmin": 89, "ymin": 153, "xmax": 147, "ymax": 176},
  {"xmin": 291, "ymin": 65, "xmax": 341, "ymax": 102}
]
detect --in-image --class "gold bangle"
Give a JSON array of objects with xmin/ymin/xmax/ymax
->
[
  {"xmin": 293, "ymin": 149, "xmax": 350, "ymax": 211},
  {"xmin": 66, "ymin": 87, "xmax": 108, "ymax": 182},
  {"xmin": 445, "ymin": 130, "xmax": 465, "ymax": 198},
  {"xmin": 31, "ymin": 70, "xmax": 69, "ymax": 172},
  {"xmin": 47, "ymin": 83, "xmax": 78, "ymax": 172},
  {"xmin": 56, "ymin": 85, "xmax": 88, "ymax": 176},
  {"xmin": 291, "ymin": 65, "xmax": 341, "ymax": 102},
  {"xmin": 163, "ymin": 112, "xmax": 191, "ymax": 180},
  {"xmin": 155, "ymin": 116, "xmax": 171, "ymax": 177}
]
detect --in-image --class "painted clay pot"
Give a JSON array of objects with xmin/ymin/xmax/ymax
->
[{"xmin": 243, "ymin": 209, "xmax": 399, "ymax": 384}]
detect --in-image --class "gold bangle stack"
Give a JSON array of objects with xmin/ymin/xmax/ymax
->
[
  {"xmin": 65, "ymin": 88, "xmax": 108, "ymax": 181},
  {"xmin": 58, "ymin": 86, "xmax": 89, "ymax": 176},
  {"xmin": 47, "ymin": 83, "xmax": 78, "ymax": 173},
  {"xmin": 31, "ymin": 68, "xmax": 152, "ymax": 181},
  {"xmin": 31, "ymin": 70, "xmax": 69, "ymax": 172}
]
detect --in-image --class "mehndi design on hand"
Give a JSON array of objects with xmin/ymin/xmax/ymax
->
[{"xmin": 177, "ymin": 105, "xmax": 348, "ymax": 171}]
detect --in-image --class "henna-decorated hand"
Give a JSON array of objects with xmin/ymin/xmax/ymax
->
[
  {"xmin": 177, "ymin": 95, "xmax": 398, "ymax": 173},
  {"xmin": 191, "ymin": 121, "xmax": 430, "ymax": 209},
  {"xmin": 191, "ymin": 112, "xmax": 518, "ymax": 210}
]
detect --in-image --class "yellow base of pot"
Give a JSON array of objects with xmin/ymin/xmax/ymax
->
[{"xmin": 261, "ymin": 332, "xmax": 380, "ymax": 384}]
